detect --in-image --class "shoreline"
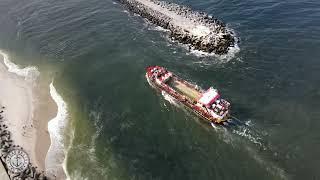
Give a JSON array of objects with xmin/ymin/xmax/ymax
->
[
  {"xmin": 45, "ymin": 82, "xmax": 68, "ymax": 180},
  {"xmin": 0, "ymin": 51, "xmax": 65, "ymax": 179}
]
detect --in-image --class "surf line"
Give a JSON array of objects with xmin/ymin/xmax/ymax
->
[
  {"xmin": 0, "ymin": 50, "xmax": 39, "ymax": 81},
  {"xmin": 46, "ymin": 81, "xmax": 69, "ymax": 179}
]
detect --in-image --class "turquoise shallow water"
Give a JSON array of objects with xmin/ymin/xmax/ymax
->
[{"xmin": 1, "ymin": 0, "xmax": 320, "ymax": 179}]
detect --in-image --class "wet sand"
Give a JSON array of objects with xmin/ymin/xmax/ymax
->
[{"xmin": 0, "ymin": 54, "xmax": 57, "ymax": 178}]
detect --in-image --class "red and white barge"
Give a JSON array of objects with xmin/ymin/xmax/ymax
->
[{"xmin": 146, "ymin": 66, "xmax": 231, "ymax": 124}]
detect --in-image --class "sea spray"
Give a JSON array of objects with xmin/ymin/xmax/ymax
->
[
  {"xmin": 0, "ymin": 50, "xmax": 40, "ymax": 82},
  {"xmin": 46, "ymin": 82, "xmax": 69, "ymax": 179}
]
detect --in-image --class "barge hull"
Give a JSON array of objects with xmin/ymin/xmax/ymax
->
[{"xmin": 146, "ymin": 67, "xmax": 230, "ymax": 124}]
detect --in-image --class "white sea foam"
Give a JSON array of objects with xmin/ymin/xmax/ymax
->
[
  {"xmin": 232, "ymin": 127, "xmax": 265, "ymax": 149},
  {"xmin": 66, "ymin": 109, "xmax": 108, "ymax": 180},
  {"xmin": 188, "ymin": 35, "xmax": 240, "ymax": 62},
  {"xmin": 161, "ymin": 91, "xmax": 180, "ymax": 107},
  {"xmin": 210, "ymin": 122, "xmax": 219, "ymax": 130},
  {"xmin": 245, "ymin": 119, "xmax": 253, "ymax": 126},
  {"xmin": 63, "ymin": 128, "xmax": 74, "ymax": 180},
  {"xmin": 46, "ymin": 82, "xmax": 69, "ymax": 179},
  {"xmin": 0, "ymin": 50, "xmax": 40, "ymax": 81},
  {"xmin": 88, "ymin": 110, "xmax": 103, "ymax": 160}
]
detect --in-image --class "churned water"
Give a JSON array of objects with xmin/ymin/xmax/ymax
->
[{"xmin": 0, "ymin": 0, "xmax": 320, "ymax": 179}]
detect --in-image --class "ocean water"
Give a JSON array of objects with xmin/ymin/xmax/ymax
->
[{"xmin": 1, "ymin": 0, "xmax": 320, "ymax": 179}]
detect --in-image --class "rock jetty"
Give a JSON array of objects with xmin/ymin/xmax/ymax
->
[
  {"xmin": 0, "ymin": 106, "xmax": 48, "ymax": 180},
  {"xmin": 119, "ymin": 0, "xmax": 236, "ymax": 54}
]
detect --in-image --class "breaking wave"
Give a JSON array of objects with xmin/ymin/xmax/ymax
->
[
  {"xmin": 46, "ymin": 82, "xmax": 69, "ymax": 179},
  {"xmin": 0, "ymin": 50, "xmax": 40, "ymax": 81}
]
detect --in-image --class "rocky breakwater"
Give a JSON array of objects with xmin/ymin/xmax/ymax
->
[
  {"xmin": 0, "ymin": 107, "xmax": 48, "ymax": 180},
  {"xmin": 118, "ymin": 0, "xmax": 237, "ymax": 54}
]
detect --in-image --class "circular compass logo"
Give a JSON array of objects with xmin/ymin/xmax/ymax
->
[{"xmin": 5, "ymin": 149, "xmax": 29, "ymax": 173}]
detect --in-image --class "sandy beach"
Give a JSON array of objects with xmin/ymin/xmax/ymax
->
[{"xmin": 0, "ymin": 53, "xmax": 57, "ymax": 178}]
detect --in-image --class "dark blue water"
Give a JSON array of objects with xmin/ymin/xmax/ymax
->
[{"xmin": 0, "ymin": 0, "xmax": 320, "ymax": 179}]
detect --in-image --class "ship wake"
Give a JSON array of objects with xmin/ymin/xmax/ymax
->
[{"xmin": 210, "ymin": 116, "xmax": 288, "ymax": 180}]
